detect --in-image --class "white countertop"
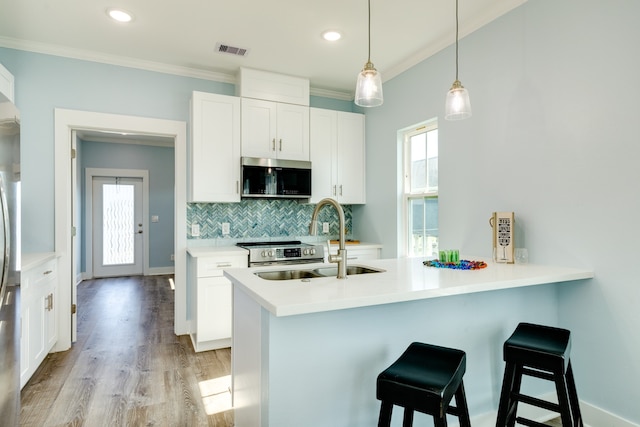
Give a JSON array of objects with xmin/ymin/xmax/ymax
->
[
  {"xmin": 21, "ymin": 252, "xmax": 58, "ymax": 271},
  {"xmin": 187, "ymin": 246, "xmax": 249, "ymax": 258},
  {"xmin": 224, "ymin": 257, "xmax": 594, "ymax": 317}
]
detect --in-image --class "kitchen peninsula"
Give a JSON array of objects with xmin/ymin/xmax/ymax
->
[{"xmin": 225, "ymin": 257, "xmax": 593, "ymax": 427}]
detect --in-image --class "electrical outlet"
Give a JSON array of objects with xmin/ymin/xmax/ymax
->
[
  {"xmin": 322, "ymin": 222, "xmax": 330, "ymax": 233},
  {"xmin": 191, "ymin": 223, "xmax": 200, "ymax": 237},
  {"xmin": 222, "ymin": 222, "xmax": 230, "ymax": 235},
  {"xmin": 170, "ymin": 254, "xmax": 174, "ymax": 261},
  {"xmin": 151, "ymin": 215, "xmax": 159, "ymax": 223}
]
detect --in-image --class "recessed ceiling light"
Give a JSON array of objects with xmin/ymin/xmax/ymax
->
[
  {"xmin": 107, "ymin": 8, "xmax": 134, "ymax": 23},
  {"xmin": 322, "ymin": 30, "xmax": 342, "ymax": 42}
]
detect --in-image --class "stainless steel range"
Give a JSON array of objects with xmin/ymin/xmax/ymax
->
[{"xmin": 238, "ymin": 240, "xmax": 325, "ymax": 266}]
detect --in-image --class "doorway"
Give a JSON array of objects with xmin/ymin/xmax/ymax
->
[
  {"xmin": 89, "ymin": 172, "xmax": 148, "ymax": 278},
  {"xmin": 54, "ymin": 109, "xmax": 187, "ymax": 351},
  {"xmin": 93, "ymin": 177, "xmax": 143, "ymax": 277}
]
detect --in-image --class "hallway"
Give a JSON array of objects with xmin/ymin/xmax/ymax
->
[{"xmin": 20, "ymin": 275, "xmax": 233, "ymax": 426}]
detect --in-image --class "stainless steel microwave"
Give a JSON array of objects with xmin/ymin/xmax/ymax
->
[{"xmin": 241, "ymin": 157, "xmax": 312, "ymax": 199}]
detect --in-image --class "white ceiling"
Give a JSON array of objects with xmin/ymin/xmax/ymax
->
[{"xmin": 0, "ymin": 0, "xmax": 526, "ymax": 99}]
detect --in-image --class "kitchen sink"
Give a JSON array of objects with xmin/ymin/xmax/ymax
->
[
  {"xmin": 254, "ymin": 265, "xmax": 385, "ymax": 281},
  {"xmin": 312, "ymin": 265, "xmax": 385, "ymax": 277},
  {"xmin": 255, "ymin": 270, "xmax": 323, "ymax": 280}
]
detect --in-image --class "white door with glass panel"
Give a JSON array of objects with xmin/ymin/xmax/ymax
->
[{"xmin": 92, "ymin": 177, "xmax": 144, "ymax": 277}]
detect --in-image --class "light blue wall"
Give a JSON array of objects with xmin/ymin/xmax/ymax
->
[
  {"xmin": 309, "ymin": 95, "xmax": 354, "ymax": 112},
  {"xmin": 0, "ymin": 47, "xmax": 349, "ymax": 255},
  {"xmin": 0, "ymin": 48, "xmax": 234, "ymax": 254},
  {"xmin": 357, "ymin": 0, "xmax": 639, "ymax": 422},
  {"xmin": 80, "ymin": 140, "xmax": 175, "ymax": 269}
]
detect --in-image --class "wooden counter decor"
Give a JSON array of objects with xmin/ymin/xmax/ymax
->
[{"xmin": 423, "ymin": 259, "xmax": 488, "ymax": 270}]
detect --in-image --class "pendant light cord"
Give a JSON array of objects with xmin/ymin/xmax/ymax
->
[
  {"xmin": 367, "ymin": 0, "xmax": 372, "ymax": 63},
  {"xmin": 455, "ymin": 0, "xmax": 459, "ymax": 81}
]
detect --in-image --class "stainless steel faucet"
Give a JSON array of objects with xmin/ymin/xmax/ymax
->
[{"xmin": 309, "ymin": 198, "xmax": 347, "ymax": 279}]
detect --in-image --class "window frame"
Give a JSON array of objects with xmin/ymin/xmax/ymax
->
[{"xmin": 400, "ymin": 119, "xmax": 438, "ymax": 258}]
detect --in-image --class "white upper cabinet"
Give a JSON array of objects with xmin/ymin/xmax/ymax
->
[
  {"xmin": 237, "ymin": 67, "xmax": 309, "ymax": 106},
  {"xmin": 0, "ymin": 62, "xmax": 15, "ymax": 103},
  {"xmin": 190, "ymin": 91, "xmax": 241, "ymax": 203},
  {"xmin": 310, "ymin": 108, "xmax": 366, "ymax": 204},
  {"xmin": 241, "ymin": 98, "xmax": 310, "ymax": 161}
]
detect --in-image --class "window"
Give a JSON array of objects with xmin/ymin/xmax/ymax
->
[{"xmin": 402, "ymin": 120, "xmax": 438, "ymax": 257}]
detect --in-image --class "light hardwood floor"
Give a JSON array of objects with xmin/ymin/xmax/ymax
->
[
  {"xmin": 20, "ymin": 274, "xmax": 563, "ymax": 427},
  {"xmin": 20, "ymin": 275, "xmax": 234, "ymax": 427}
]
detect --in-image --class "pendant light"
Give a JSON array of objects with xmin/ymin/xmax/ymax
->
[
  {"xmin": 445, "ymin": 0, "xmax": 472, "ymax": 120},
  {"xmin": 354, "ymin": 0, "xmax": 383, "ymax": 107}
]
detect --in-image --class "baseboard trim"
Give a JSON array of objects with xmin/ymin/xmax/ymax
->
[
  {"xmin": 147, "ymin": 267, "xmax": 174, "ymax": 276},
  {"xmin": 78, "ymin": 268, "xmax": 175, "ymax": 280},
  {"xmin": 581, "ymin": 401, "xmax": 639, "ymax": 427},
  {"xmin": 466, "ymin": 393, "xmax": 638, "ymax": 427}
]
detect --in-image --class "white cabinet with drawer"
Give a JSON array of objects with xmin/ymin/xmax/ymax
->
[
  {"xmin": 20, "ymin": 253, "xmax": 58, "ymax": 388},
  {"xmin": 327, "ymin": 243, "xmax": 382, "ymax": 262},
  {"xmin": 188, "ymin": 247, "xmax": 248, "ymax": 352}
]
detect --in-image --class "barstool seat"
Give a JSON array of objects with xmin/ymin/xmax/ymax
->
[
  {"xmin": 496, "ymin": 323, "xmax": 583, "ymax": 427},
  {"xmin": 376, "ymin": 342, "xmax": 471, "ymax": 427}
]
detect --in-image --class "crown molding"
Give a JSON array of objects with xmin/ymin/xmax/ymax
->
[
  {"xmin": 0, "ymin": 36, "xmax": 353, "ymax": 101},
  {"xmin": 310, "ymin": 87, "xmax": 353, "ymax": 101},
  {"xmin": 0, "ymin": 36, "xmax": 235, "ymax": 84}
]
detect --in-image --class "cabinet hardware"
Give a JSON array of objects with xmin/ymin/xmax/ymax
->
[
  {"xmin": 43, "ymin": 270, "xmax": 53, "ymax": 275},
  {"xmin": 272, "ymin": 138, "xmax": 276, "ymax": 151},
  {"xmin": 236, "ymin": 180, "xmax": 239, "ymax": 194},
  {"xmin": 339, "ymin": 185, "xmax": 343, "ymax": 196},
  {"xmin": 333, "ymin": 185, "xmax": 337, "ymax": 196},
  {"xmin": 279, "ymin": 139, "xmax": 282, "ymax": 151},
  {"xmin": 216, "ymin": 263, "xmax": 232, "ymax": 268},
  {"xmin": 45, "ymin": 293, "xmax": 53, "ymax": 311}
]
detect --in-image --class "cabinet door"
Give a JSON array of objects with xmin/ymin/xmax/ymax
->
[
  {"xmin": 0, "ymin": 62, "xmax": 14, "ymax": 103},
  {"xmin": 336, "ymin": 112, "xmax": 366, "ymax": 204},
  {"xmin": 190, "ymin": 91, "xmax": 241, "ymax": 202},
  {"xmin": 346, "ymin": 248, "xmax": 381, "ymax": 261},
  {"xmin": 276, "ymin": 103, "xmax": 309, "ymax": 161},
  {"xmin": 45, "ymin": 278, "xmax": 58, "ymax": 350},
  {"xmin": 197, "ymin": 277, "xmax": 232, "ymax": 342},
  {"xmin": 241, "ymin": 98, "xmax": 277, "ymax": 159},
  {"xmin": 20, "ymin": 299, "xmax": 31, "ymax": 386},
  {"xmin": 309, "ymin": 108, "xmax": 337, "ymax": 203}
]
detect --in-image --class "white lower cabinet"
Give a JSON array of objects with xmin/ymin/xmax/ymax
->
[
  {"xmin": 328, "ymin": 244, "xmax": 382, "ymax": 262},
  {"xmin": 20, "ymin": 255, "xmax": 58, "ymax": 388},
  {"xmin": 188, "ymin": 248, "xmax": 248, "ymax": 352}
]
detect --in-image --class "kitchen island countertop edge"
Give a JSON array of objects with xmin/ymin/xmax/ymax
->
[{"xmin": 224, "ymin": 257, "xmax": 594, "ymax": 317}]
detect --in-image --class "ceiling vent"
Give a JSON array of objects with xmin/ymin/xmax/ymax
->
[{"xmin": 215, "ymin": 43, "xmax": 249, "ymax": 57}]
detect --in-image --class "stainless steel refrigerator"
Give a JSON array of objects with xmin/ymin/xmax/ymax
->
[{"xmin": 0, "ymin": 100, "xmax": 20, "ymax": 425}]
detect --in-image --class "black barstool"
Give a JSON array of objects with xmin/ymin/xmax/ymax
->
[
  {"xmin": 496, "ymin": 323, "xmax": 583, "ymax": 427},
  {"xmin": 376, "ymin": 342, "xmax": 471, "ymax": 427}
]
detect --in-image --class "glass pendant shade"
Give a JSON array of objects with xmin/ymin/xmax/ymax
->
[
  {"xmin": 355, "ymin": 62, "xmax": 383, "ymax": 107},
  {"xmin": 445, "ymin": 80, "xmax": 472, "ymax": 120}
]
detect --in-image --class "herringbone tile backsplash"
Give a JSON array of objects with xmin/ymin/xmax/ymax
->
[{"xmin": 187, "ymin": 200, "xmax": 352, "ymax": 240}]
